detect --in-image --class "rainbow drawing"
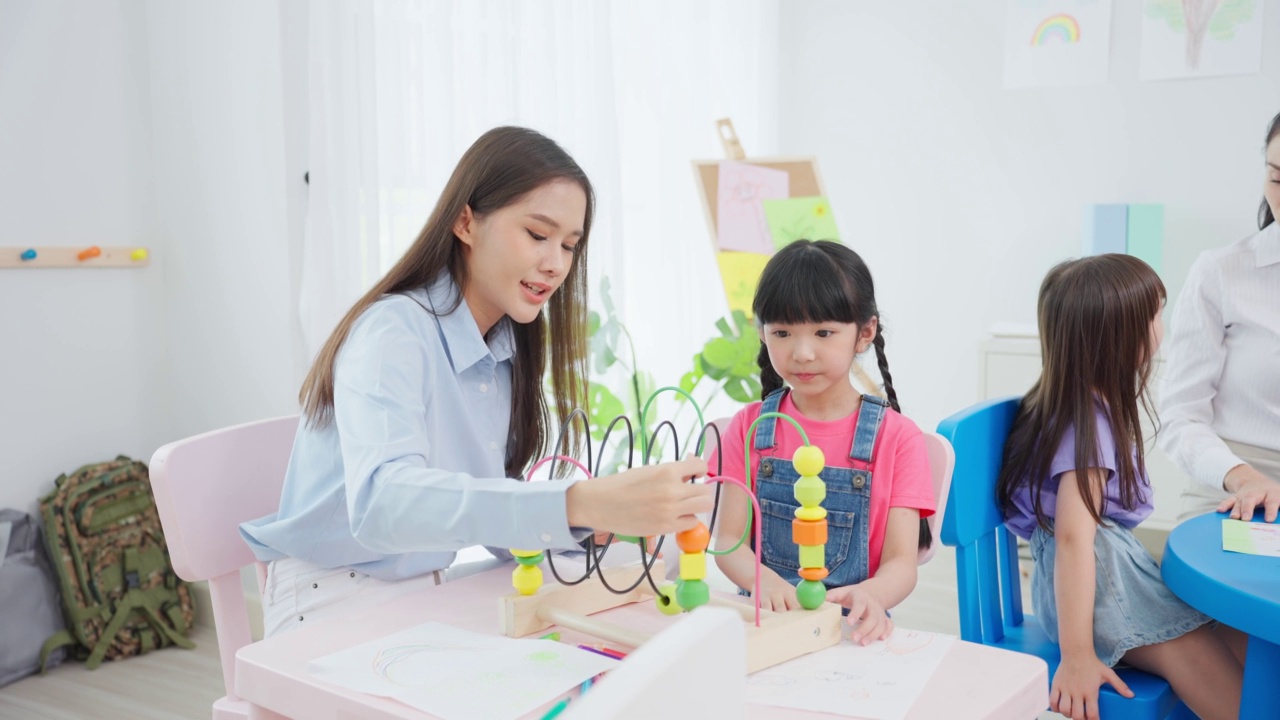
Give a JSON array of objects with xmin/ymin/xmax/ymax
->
[{"xmin": 1030, "ymin": 13, "xmax": 1081, "ymax": 45}]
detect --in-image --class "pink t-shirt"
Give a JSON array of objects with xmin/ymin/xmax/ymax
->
[{"xmin": 708, "ymin": 393, "xmax": 936, "ymax": 577}]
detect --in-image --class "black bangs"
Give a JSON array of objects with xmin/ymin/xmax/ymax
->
[{"xmin": 752, "ymin": 241, "xmax": 864, "ymax": 326}]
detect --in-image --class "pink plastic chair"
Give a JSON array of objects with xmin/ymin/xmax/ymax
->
[
  {"xmin": 918, "ymin": 431, "xmax": 955, "ymax": 565},
  {"xmin": 149, "ymin": 415, "xmax": 299, "ymax": 720}
]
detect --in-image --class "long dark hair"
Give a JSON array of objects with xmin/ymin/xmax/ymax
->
[
  {"xmin": 299, "ymin": 126, "xmax": 593, "ymax": 477},
  {"xmin": 752, "ymin": 240, "xmax": 928, "ymax": 548},
  {"xmin": 997, "ymin": 255, "xmax": 1166, "ymax": 532},
  {"xmin": 1260, "ymin": 111, "xmax": 1279, "ymax": 229}
]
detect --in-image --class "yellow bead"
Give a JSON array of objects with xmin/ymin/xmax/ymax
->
[
  {"xmin": 798, "ymin": 543, "xmax": 826, "ymax": 569},
  {"xmin": 792, "ymin": 445, "xmax": 826, "ymax": 477},
  {"xmin": 679, "ymin": 552, "xmax": 707, "ymax": 581},
  {"xmin": 512, "ymin": 564, "xmax": 543, "ymax": 595},
  {"xmin": 795, "ymin": 506, "xmax": 827, "ymax": 522},
  {"xmin": 655, "ymin": 583, "xmax": 682, "ymax": 615},
  {"xmin": 794, "ymin": 475, "xmax": 826, "ymax": 508},
  {"xmin": 511, "ymin": 548, "xmax": 542, "ymax": 558}
]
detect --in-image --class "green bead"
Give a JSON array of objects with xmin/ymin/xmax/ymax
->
[
  {"xmin": 675, "ymin": 578, "xmax": 710, "ymax": 610},
  {"xmin": 792, "ymin": 445, "xmax": 826, "ymax": 477},
  {"xmin": 793, "ymin": 474, "xmax": 826, "ymax": 507},
  {"xmin": 655, "ymin": 583, "xmax": 682, "ymax": 615},
  {"xmin": 798, "ymin": 543, "xmax": 825, "ymax": 568},
  {"xmin": 796, "ymin": 579, "xmax": 826, "ymax": 610},
  {"xmin": 513, "ymin": 551, "xmax": 545, "ymax": 567}
]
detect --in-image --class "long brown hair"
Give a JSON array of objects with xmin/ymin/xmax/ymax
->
[
  {"xmin": 997, "ymin": 254, "xmax": 1166, "ymax": 531},
  {"xmin": 299, "ymin": 126, "xmax": 593, "ymax": 477},
  {"xmin": 1261, "ymin": 110, "xmax": 1279, "ymax": 229}
]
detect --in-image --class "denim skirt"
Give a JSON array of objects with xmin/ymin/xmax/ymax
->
[{"xmin": 1029, "ymin": 521, "xmax": 1210, "ymax": 666}]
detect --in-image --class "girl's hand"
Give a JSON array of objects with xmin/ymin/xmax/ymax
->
[
  {"xmin": 826, "ymin": 585, "xmax": 893, "ymax": 644},
  {"xmin": 757, "ymin": 571, "xmax": 802, "ymax": 612},
  {"xmin": 1049, "ymin": 656, "xmax": 1133, "ymax": 720}
]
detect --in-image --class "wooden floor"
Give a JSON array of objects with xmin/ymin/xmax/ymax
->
[{"xmin": 0, "ymin": 546, "xmax": 1063, "ymax": 719}]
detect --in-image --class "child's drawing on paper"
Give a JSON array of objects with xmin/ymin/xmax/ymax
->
[
  {"xmin": 1140, "ymin": 0, "xmax": 1264, "ymax": 80},
  {"xmin": 716, "ymin": 161, "xmax": 789, "ymax": 255},
  {"xmin": 745, "ymin": 628, "xmax": 956, "ymax": 719}
]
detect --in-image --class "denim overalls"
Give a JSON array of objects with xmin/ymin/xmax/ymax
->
[{"xmin": 752, "ymin": 388, "xmax": 888, "ymax": 590}]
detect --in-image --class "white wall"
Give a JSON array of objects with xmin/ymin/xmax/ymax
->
[
  {"xmin": 0, "ymin": 0, "xmax": 306, "ymax": 516},
  {"xmin": 0, "ymin": 0, "xmax": 166, "ymax": 515},
  {"xmin": 144, "ymin": 0, "xmax": 304, "ymax": 440},
  {"xmin": 778, "ymin": 1, "xmax": 1280, "ymax": 433}
]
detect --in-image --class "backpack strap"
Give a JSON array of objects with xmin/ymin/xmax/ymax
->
[{"xmin": 38, "ymin": 629, "xmax": 77, "ymax": 673}]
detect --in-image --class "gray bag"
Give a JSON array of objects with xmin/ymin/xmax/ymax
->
[{"xmin": 0, "ymin": 509, "xmax": 66, "ymax": 687}]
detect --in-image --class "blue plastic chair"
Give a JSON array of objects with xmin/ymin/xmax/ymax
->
[{"xmin": 936, "ymin": 397, "xmax": 1193, "ymax": 720}]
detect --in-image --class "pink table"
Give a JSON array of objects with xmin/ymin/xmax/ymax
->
[{"xmin": 237, "ymin": 567, "xmax": 1047, "ymax": 719}]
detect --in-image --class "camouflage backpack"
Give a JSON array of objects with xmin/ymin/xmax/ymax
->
[{"xmin": 38, "ymin": 456, "xmax": 195, "ymax": 670}]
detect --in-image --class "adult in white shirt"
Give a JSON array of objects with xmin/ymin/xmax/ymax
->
[{"xmin": 1160, "ymin": 112, "xmax": 1280, "ymax": 524}]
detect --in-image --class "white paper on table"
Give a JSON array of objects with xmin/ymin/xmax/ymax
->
[
  {"xmin": 307, "ymin": 622, "xmax": 616, "ymax": 720},
  {"xmin": 745, "ymin": 628, "xmax": 955, "ymax": 719}
]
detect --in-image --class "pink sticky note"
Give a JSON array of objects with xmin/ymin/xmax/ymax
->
[{"xmin": 716, "ymin": 162, "xmax": 789, "ymax": 254}]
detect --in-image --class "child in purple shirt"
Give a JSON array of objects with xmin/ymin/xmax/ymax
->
[
  {"xmin": 1004, "ymin": 408, "xmax": 1153, "ymax": 542},
  {"xmin": 996, "ymin": 255, "xmax": 1244, "ymax": 720}
]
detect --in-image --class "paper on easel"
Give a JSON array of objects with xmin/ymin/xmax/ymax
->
[
  {"xmin": 1222, "ymin": 519, "xmax": 1280, "ymax": 557},
  {"xmin": 745, "ymin": 628, "xmax": 955, "ymax": 719},
  {"xmin": 716, "ymin": 162, "xmax": 788, "ymax": 254},
  {"xmin": 307, "ymin": 622, "xmax": 615, "ymax": 720}
]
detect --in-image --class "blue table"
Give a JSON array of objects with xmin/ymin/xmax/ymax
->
[{"xmin": 1162, "ymin": 512, "xmax": 1280, "ymax": 719}]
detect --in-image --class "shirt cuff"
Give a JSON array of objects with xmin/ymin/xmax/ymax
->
[
  {"xmin": 511, "ymin": 478, "xmax": 589, "ymax": 550},
  {"xmin": 1196, "ymin": 445, "xmax": 1246, "ymax": 492}
]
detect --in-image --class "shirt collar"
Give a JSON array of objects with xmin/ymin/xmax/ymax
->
[
  {"xmin": 414, "ymin": 273, "xmax": 515, "ymax": 375},
  {"xmin": 1255, "ymin": 221, "xmax": 1280, "ymax": 268}
]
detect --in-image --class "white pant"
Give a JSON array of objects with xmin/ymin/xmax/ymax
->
[
  {"xmin": 1179, "ymin": 439, "xmax": 1280, "ymax": 522},
  {"xmin": 261, "ymin": 558, "xmax": 443, "ymax": 638}
]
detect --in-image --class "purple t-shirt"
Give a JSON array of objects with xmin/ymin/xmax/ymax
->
[{"xmin": 1005, "ymin": 411, "xmax": 1154, "ymax": 540}]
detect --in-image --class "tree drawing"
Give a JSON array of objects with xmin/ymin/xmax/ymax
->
[{"xmin": 1145, "ymin": 0, "xmax": 1259, "ymax": 69}]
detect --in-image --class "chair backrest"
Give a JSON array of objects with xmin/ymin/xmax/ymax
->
[
  {"xmin": 564, "ymin": 606, "xmax": 745, "ymax": 719},
  {"xmin": 918, "ymin": 431, "xmax": 955, "ymax": 565},
  {"xmin": 936, "ymin": 397, "xmax": 1023, "ymax": 645},
  {"xmin": 149, "ymin": 415, "xmax": 298, "ymax": 720}
]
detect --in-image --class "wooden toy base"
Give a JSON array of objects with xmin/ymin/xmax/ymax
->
[{"xmin": 499, "ymin": 560, "xmax": 843, "ymax": 673}]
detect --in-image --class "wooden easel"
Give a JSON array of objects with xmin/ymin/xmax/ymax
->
[{"xmin": 697, "ymin": 120, "xmax": 884, "ymax": 399}]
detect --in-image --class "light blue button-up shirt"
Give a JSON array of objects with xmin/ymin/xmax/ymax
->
[{"xmin": 240, "ymin": 274, "xmax": 585, "ymax": 580}]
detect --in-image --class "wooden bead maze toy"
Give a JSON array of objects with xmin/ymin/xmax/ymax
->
[{"xmin": 499, "ymin": 389, "xmax": 843, "ymax": 673}]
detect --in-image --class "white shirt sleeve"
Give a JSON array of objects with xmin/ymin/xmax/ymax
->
[{"xmin": 1158, "ymin": 253, "xmax": 1245, "ymax": 491}]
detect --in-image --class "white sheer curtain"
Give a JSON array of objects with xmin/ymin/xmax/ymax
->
[{"xmin": 300, "ymin": 0, "xmax": 779, "ymax": 413}]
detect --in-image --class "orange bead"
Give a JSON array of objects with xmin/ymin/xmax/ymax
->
[
  {"xmin": 676, "ymin": 522, "xmax": 710, "ymax": 553},
  {"xmin": 798, "ymin": 567, "xmax": 829, "ymax": 582},
  {"xmin": 792, "ymin": 518, "xmax": 828, "ymax": 546}
]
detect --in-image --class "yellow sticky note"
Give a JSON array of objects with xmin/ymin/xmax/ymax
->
[{"xmin": 716, "ymin": 251, "xmax": 770, "ymax": 318}]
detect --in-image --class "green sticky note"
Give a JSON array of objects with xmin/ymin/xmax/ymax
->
[
  {"xmin": 1126, "ymin": 204, "xmax": 1163, "ymax": 274},
  {"xmin": 1222, "ymin": 518, "xmax": 1280, "ymax": 556},
  {"xmin": 762, "ymin": 196, "xmax": 840, "ymax": 250}
]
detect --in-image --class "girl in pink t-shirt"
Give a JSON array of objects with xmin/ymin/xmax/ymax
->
[{"xmin": 710, "ymin": 240, "xmax": 935, "ymax": 645}]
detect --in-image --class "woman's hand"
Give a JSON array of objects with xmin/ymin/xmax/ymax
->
[
  {"xmin": 1049, "ymin": 655, "xmax": 1133, "ymax": 720},
  {"xmin": 565, "ymin": 456, "xmax": 713, "ymax": 536},
  {"xmin": 826, "ymin": 585, "xmax": 893, "ymax": 644},
  {"xmin": 1220, "ymin": 464, "xmax": 1280, "ymax": 522}
]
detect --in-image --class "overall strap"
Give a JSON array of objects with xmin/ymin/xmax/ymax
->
[
  {"xmin": 753, "ymin": 389, "xmax": 787, "ymax": 451},
  {"xmin": 848, "ymin": 394, "xmax": 889, "ymax": 464}
]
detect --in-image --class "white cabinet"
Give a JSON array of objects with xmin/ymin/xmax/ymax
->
[{"xmin": 980, "ymin": 337, "xmax": 1186, "ymax": 532}]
